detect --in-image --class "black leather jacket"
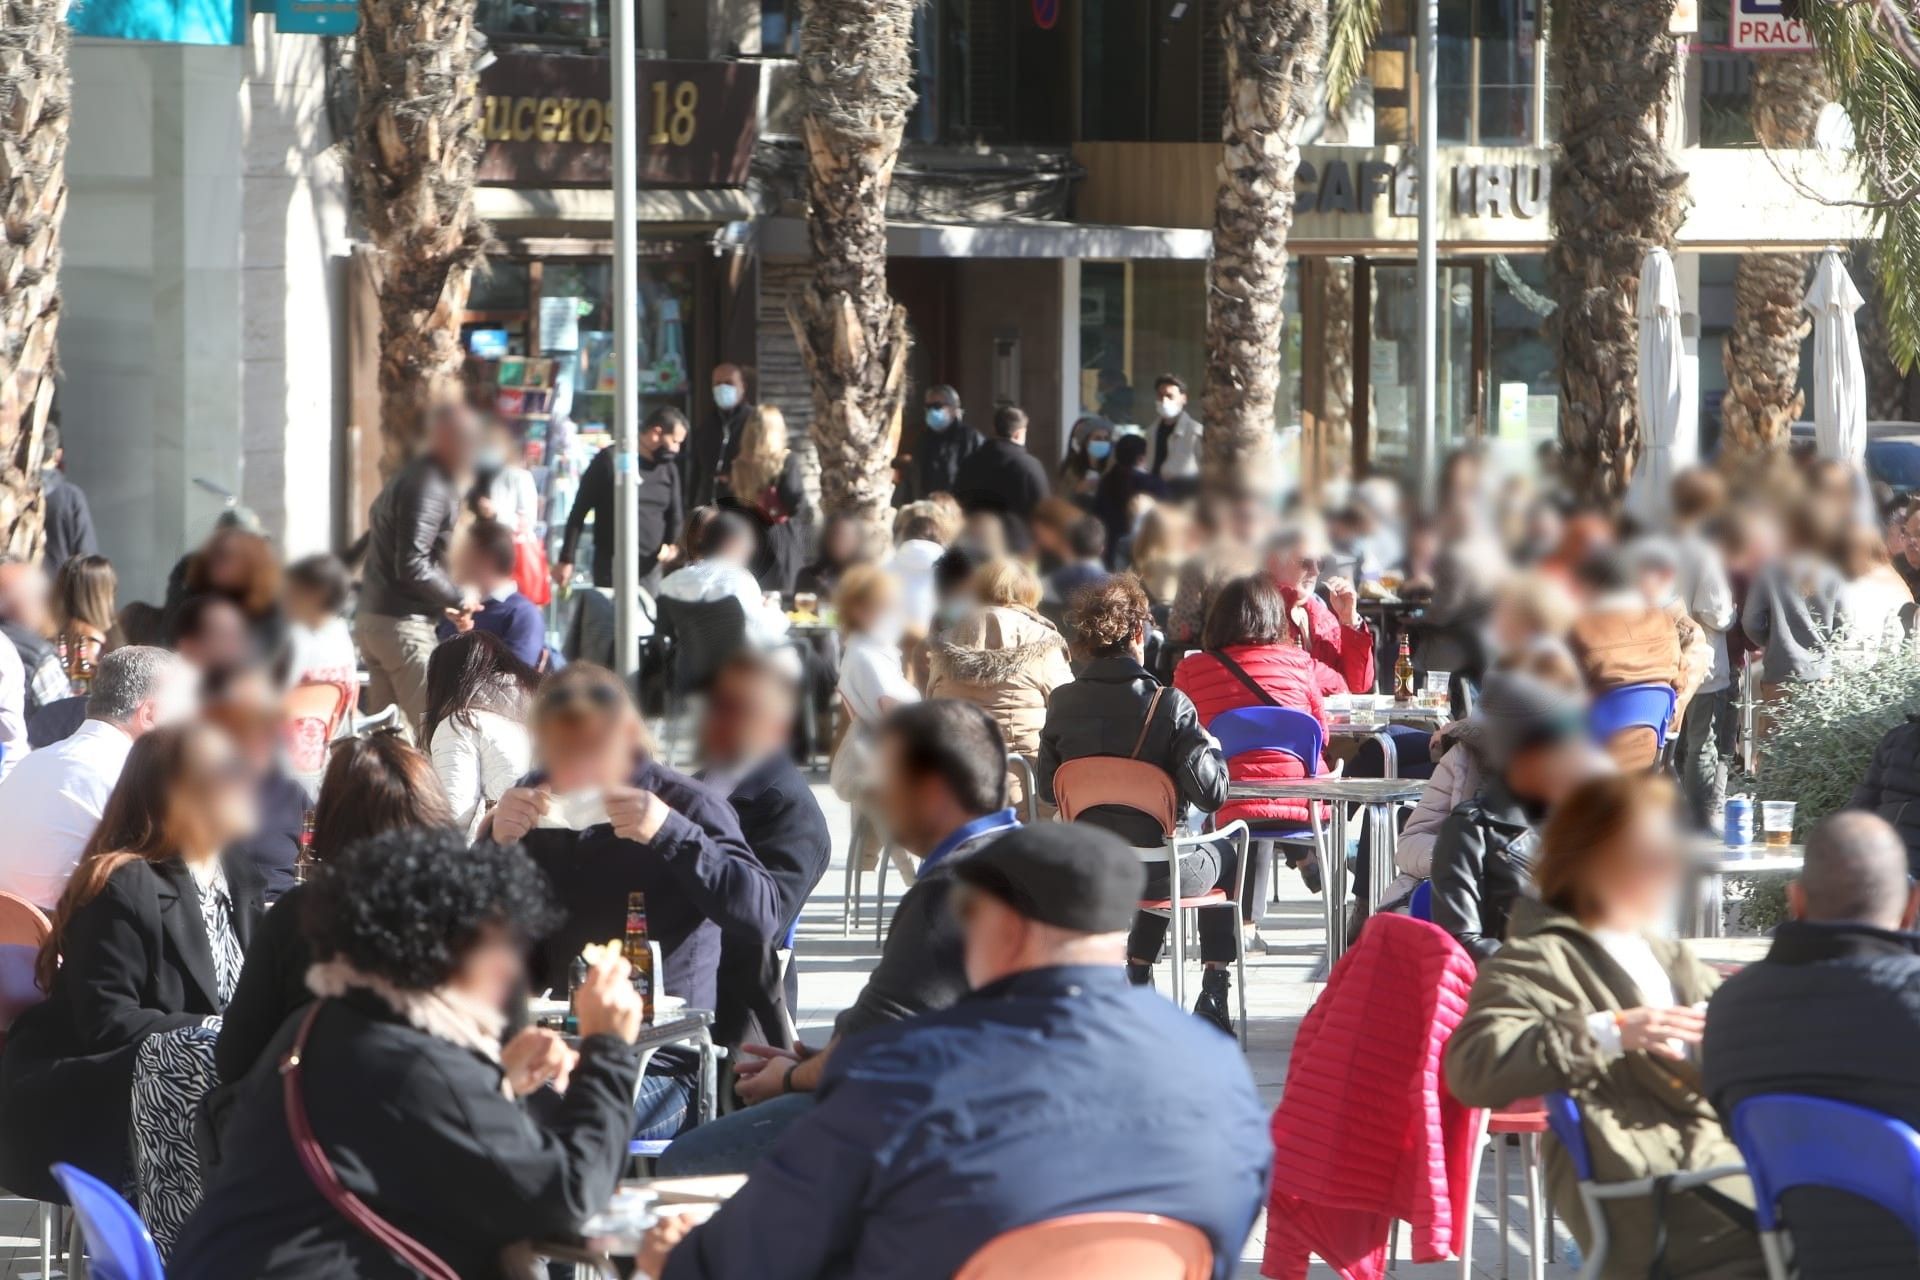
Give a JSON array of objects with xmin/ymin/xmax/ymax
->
[
  {"xmin": 1429, "ymin": 780, "xmax": 1543, "ymax": 962},
  {"xmin": 359, "ymin": 456, "xmax": 462, "ymax": 618},
  {"xmin": 1037, "ymin": 654, "xmax": 1229, "ymax": 846}
]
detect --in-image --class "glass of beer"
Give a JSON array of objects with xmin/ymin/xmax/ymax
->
[
  {"xmin": 1760, "ymin": 801, "xmax": 1797, "ymax": 848},
  {"xmin": 794, "ymin": 591, "xmax": 819, "ymax": 618}
]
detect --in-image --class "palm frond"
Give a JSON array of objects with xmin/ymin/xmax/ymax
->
[
  {"xmin": 1803, "ymin": 0, "xmax": 1920, "ymax": 371},
  {"xmin": 1326, "ymin": 0, "xmax": 1382, "ymax": 112}
]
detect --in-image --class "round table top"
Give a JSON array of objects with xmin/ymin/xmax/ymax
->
[
  {"xmin": 1326, "ymin": 705, "xmax": 1450, "ymax": 731},
  {"xmin": 1227, "ymin": 777, "xmax": 1427, "ymax": 804},
  {"xmin": 1690, "ymin": 838, "xmax": 1803, "ymax": 875}
]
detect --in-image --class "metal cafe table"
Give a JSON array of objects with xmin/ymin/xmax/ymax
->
[{"xmin": 1226, "ymin": 777, "xmax": 1427, "ymax": 970}]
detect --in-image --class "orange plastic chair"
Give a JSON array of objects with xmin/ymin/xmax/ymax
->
[
  {"xmin": 284, "ymin": 680, "xmax": 357, "ymax": 783},
  {"xmin": 0, "ymin": 893, "xmax": 50, "ymax": 948},
  {"xmin": 1051, "ymin": 758, "xmax": 1179, "ymax": 834},
  {"xmin": 956, "ymin": 1213, "xmax": 1213, "ymax": 1280}
]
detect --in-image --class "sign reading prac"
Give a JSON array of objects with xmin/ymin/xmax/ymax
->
[{"xmin": 1729, "ymin": 0, "xmax": 1812, "ymax": 51}]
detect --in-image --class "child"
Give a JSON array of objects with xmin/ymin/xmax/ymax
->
[
  {"xmin": 283, "ymin": 554, "xmax": 357, "ymax": 686},
  {"xmin": 440, "ymin": 520, "xmax": 548, "ymax": 670}
]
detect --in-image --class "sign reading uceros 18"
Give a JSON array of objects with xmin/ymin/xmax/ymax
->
[{"xmin": 1729, "ymin": 0, "xmax": 1813, "ymax": 51}]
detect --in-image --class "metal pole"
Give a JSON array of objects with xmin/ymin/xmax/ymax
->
[
  {"xmin": 610, "ymin": 0, "xmax": 641, "ymax": 678},
  {"xmin": 1415, "ymin": 0, "xmax": 1439, "ymax": 504}
]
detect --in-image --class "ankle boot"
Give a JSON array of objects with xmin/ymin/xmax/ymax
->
[
  {"xmin": 1193, "ymin": 967, "xmax": 1234, "ymax": 1037},
  {"xmin": 1125, "ymin": 960, "xmax": 1154, "ymax": 990}
]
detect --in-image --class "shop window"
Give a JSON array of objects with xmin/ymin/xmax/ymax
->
[
  {"xmin": 476, "ymin": 0, "xmax": 608, "ymax": 43},
  {"xmin": 1080, "ymin": 0, "xmax": 1228, "ymax": 142},
  {"xmin": 1435, "ymin": 0, "xmax": 1541, "ymax": 145},
  {"xmin": 909, "ymin": 0, "xmax": 1072, "ymax": 145},
  {"xmin": 1487, "ymin": 253, "xmax": 1558, "ymax": 464},
  {"xmin": 1694, "ymin": 1, "xmax": 1757, "ymax": 147}
]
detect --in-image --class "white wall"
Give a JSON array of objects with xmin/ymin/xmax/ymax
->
[{"xmin": 59, "ymin": 17, "xmax": 349, "ymax": 607}]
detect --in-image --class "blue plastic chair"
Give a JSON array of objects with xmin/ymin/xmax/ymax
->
[
  {"xmin": 1732, "ymin": 1094, "xmax": 1920, "ymax": 1280},
  {"xmin": 1407, "ymin": 880, "xmax": 1433, "ymax": 922},
  {"xmin": 1545, "ymin": 1093, "xmax": 1747, "ymax": 1280},
  {"xmin": 50, "ymin": 1162, "xmax": 163, "ymax": 1280},
  {"xmin": 1210, "ymin": 708, "xmax": 1329, "ymax": 902},
  {"xmin": 1588, "ymin": 683, "xmax": 1678, "ymax": 759}
]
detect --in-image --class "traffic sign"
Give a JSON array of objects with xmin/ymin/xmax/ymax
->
[{"xmin": 1729, "ymin": 0, "xmax": 1812, "ymax": 51}]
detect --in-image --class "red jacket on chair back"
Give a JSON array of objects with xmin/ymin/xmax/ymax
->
[
  {"xmin": 1262, "ymin": 914, "xmax": 1483, "ymax": 1280},
  {"xmin": 1174, "ymin": 644, "xmax": 1340, "ymax": 828}
]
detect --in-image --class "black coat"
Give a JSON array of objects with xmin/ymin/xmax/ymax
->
[
  {"xmin": 0, "ymin": 854, "xmax": 264, "ymax": 1201},
  {"xmin": 1036, "ymin": 654, "xmax": 1228, "ymax": 847},
  {"xmin": 913, "ymin": 423, "xmax": 985, "ymax": 499},
  {"xmin": 954, "ymin": 438, "xmax": 1051, "ymax": 519},
  {"xmin": 173, "ymin": 990, "xmax": 640, "ymax": 1279},
  {"xmin": 683, "ymin": 402, "xmax": 753, "ymax": 511},
  {"xmin": 213, "ymin": 884, "xmax": 313, "ymax": 1088},
  {"xmin": 359, "ymin": 456, "xmax": 461, "ymax": 618},
  {"xmin": 39, "ymin": 469, "xmax": 98, "ymax": 575},
  {"xmin": 1705, "ymin": 921, "xmax": 1920, "ymax": 1278},
  {"xmin": 561, "ymin": 446, "xmax": 683, "ymax": 588},
  {"xmin": 520, "ymin": 759, "xmax": 783, "ymax": 1012},
  {"xmin": 1848, "ymin": 716, "xmax": 1920, "ymax": 875},
  {"xmin": 1430, "ymin": 782, "xmax": 1542, "ymax": 962},
  {"xmin": 703, "ymin": 755, "xmax": 833, "ymax": 1050}
]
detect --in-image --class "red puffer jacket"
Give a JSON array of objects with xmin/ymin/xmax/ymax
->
[{"xmin": 1174, "ymin": 644, "xmax": 1341, "ymax": 828}]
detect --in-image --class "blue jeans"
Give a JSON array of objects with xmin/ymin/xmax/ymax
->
[
  {"xmin": 654, "ymin": 1093, "xmax": 815, "ymax": 1175},
  {"xmin": 633, "ymin": 1047, "xmax": 702, "ymax": 1141}
]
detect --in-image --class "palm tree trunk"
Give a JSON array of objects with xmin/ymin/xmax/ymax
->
[
  {"xmin": 1719, "ymin": 53, "xmax": 1826, "ymax": 474},
  {"xmin": 0, "ymin": 0, "xmax": 68, "ymax": 559},
  {"xmin": 1201, "ymin": 0, "xmax": 1326, "ymax": 503},
  {"xmin": 788, "ymin": 0, "xmax": 915, "ymax": 532},
  {"xmin": 351, "ymin": 0, "xmax": 490, "ymax": 474},
  {"xmin": 1550, "ymin": 0, "xmax": 1689, "ymax": 502}
]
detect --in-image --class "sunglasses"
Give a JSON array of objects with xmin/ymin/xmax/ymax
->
[{"xmin": 538, "ymin": 682, "xmax": 625, "ymax": 717}]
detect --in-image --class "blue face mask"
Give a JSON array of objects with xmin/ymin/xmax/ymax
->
[
  {"xmin": 713, "ymin": 383, "xmax": 742, "ymax": 412},
  {"xmin": 926, "ymin": 406, "xmax": 952, "ymax": 431},
  {"xmin": 1087, "ymin": 439, "xmax": 1113, "ymax": 461}
]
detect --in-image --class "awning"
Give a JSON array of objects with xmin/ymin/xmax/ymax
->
[
  {"xmin": 475, "ymin": 186, "xmax": 758, "ymax": 227},
  {"xmin": 757, "ymin": 215, "xmax": 1214, "ymax": 261}
]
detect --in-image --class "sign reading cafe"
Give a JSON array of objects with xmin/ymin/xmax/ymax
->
[{"xmin": 1294, "ymin": 156, "xmax": 1552, "ymax": 219}]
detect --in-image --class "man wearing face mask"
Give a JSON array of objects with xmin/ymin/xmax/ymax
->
[
  {"xmin": 683, "ymin": 364, "xmax": 754, "ymax": 509},
  {"xmin": 1150, "ymin": 373, "xmax": 1204, "ymax": 496},
  {"xmin": 557, "ymin": 406, "xmax": 686, "ymax": 595},
  {"xmin": 912, "ymin": 384, "xmax": 981, "ymax": 500}
]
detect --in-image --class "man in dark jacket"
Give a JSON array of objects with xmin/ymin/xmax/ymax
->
[
  {"xmin": 559, "ymin": 406, "xmax": 686, "ymax": 595},
  {"xmin": 644, "ymin": 824, "xmax": 1272, "ymax": 1280},
  {"xmin": 912, "ymin": 384, "xmax": 982, "ymax": 499},
  {"xmin": 953, "ymin": 404, "xmax": 1050, "ymax": 519},
  {"xmin": 1848, "ymin": 715, "xmax": 1920, "ymax": 874},
  {"xmin": 1705, "ymin": 811, "xmax": 1920, "ymax": 1279},
  {"xmin": 1431, "ymin": 671, "xmax": 1609, "ymax": 962},
  {"xmin": 658, "ymin": 699, "xmax": 1019, "ymax": 1175},
  {"xmin": 38, "ymin": 420, "xmax": 97, "ymax": 574},
  {"xmin": 353, "ymin": 403, "xmax": 478, "ymax": 734},
  {"xmin": 0, "ymin": 557, "xmax": 69, "ymax": 714},
  {"xmin": 696, "ymin": 652, "xmax": 832, "ymax": 1052},
  {"xmin": 684, "ymin": 363, "xmax": 752, "ymax": 510}
]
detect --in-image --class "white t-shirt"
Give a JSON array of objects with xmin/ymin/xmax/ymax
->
[
  {"xmin": 487, "ymin": 466, "xmax": 541, "ymax": 536},
  {"xmin": 286, "ymin": 616, "xmax": 359, "ymax": 686},
  {"xmin": 0, "ymin": 719, "xmax": 134, "ymax": 908},
  {"xmin": 0, "ymin": 631, "xmax": 26, "ymax": 782},
  {"xmin": 837, "ymin": 633, "xmax": 920, "ymax": 727},
  {"xmin": 1584, "ymin": 927, "xmax": 1680, "ymax": 1060}
]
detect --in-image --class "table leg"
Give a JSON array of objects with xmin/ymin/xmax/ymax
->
[
  {"xmin": 1324, "ymin": 803, "xmax": 1351, "ymax": 966},
  {"xmin": 1367, "ymin": 801, "xmax": 1397, "ymax": 919},
  {"xmin": 1374, "ymin": 727, "xmax": 1400, "ymax": 779},
  {"xmin": 1696, "ymin": 871, "xmax": 1725, "ymax": 939}
]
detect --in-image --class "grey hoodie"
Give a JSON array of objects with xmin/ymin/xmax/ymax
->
[{"xmin": 1741, "ymin": 553, "xmax": 1846, "ymax": 683}]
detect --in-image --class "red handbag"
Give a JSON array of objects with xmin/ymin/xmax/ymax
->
[
  {"xmin": 281, "ymin": 1002, "xmax": 461, "ymax": 1280},
  {"xmin": 513, "ymin": 532, "xmax": 553, "ymax": 607}
]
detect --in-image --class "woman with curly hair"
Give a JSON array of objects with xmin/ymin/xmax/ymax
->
[
  {"xmin": 213, "ymin": 732, "xmax": 457, "ymax": 1090},
  {"xmin": 1035, "ymin": 574, "xmax": 1238, "ymax": 1033},
  {"xmin": 174, "ymin": 526, "xmax": 287, "ymax": 662},
  {"xmin": 174, "ymin": 829, "xmax": 648, "ymax": 1279}
]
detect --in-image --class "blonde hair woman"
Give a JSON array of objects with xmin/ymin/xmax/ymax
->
[
  {"xmin": 927, "ymin": 557, "xmax": 1071, "ymax": 813},
  {"xmin": 727, "ymin": 405, "xmax": 811, "ymax": 593}
]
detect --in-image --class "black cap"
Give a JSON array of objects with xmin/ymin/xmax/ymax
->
[{"xmin": 952, "ymin": 824, "xmax": 1146, "ymax": 934}]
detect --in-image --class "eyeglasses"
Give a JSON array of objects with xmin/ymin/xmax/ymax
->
[{"xmin": 538, "ymin": 682, "xmax": 625, "ymax": 717}]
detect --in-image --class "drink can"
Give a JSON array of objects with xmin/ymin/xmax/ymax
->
[{"xmin": 1723, "ymin": 796, "xmax": 1753, "ymax": 849}]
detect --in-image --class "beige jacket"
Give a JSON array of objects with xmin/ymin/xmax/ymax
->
[
  {"xmin": 926, "ymin": 605, "xmax": 1072, "ymax": 800},
  {"xmin": 1444, "ymin": 899, "xmax": 1764, "ymax": 1279}
]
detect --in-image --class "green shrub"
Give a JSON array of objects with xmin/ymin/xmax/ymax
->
[{"xmin": 1754, "ymin": 637, "xmax": 1920, "ymax": 834}]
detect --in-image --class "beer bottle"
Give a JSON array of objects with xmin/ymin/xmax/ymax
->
[
  {"xmin": 1393, "ymin": 635, "xmax": 1416, "ymax": 704},
  {"xmin": 625, "ymin": 891, "xmax": 655, "ymax": 1025}
]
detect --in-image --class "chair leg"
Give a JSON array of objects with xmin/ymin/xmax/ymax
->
[
  {"xmin": 841, "ymin": 813, "xmax": 862, "ymax": 937},
  {"xmin": 1758, "ymin": 1231, "xmax": 1791, "ymax": 1280},
  {"xmin": 1494, "ymin": 1137, "xmax": 1510, "ymax": 1280},
  {"xmin": 874, "ymin": 844, "xmax": 890, "ymax": 947},
  {"xmin": 37, "ymin": 1200, "xmax": 51, "ymax": 1280},
  {"xmin": 1458, "ymin": 1116, "xmax": 1490, "ymax": 1280},
  {"xmin": 1168, "ymin": 852, "xmax": 1186, "ymax": 1009},
  {"xmin": 1522, "ymin": 1133, "xmax": 1545, "ymax": 1280}
]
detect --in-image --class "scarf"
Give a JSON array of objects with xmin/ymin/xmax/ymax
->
[{"xmin": 306, "ymin": 958, "xmax": 513, "ymax": 1097}]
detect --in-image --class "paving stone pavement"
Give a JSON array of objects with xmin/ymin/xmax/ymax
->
[{"xmin": 0, "ymin": 774, "xmax": 1770, "ymax": 1278}]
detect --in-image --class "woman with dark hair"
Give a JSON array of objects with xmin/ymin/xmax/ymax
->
[
  {"xmin": 0, "ymin": 724, "xmax": 264, "ymax": 1229},
  {"xmin": 1447, "ymin": 774, "xmax": 1761, "ymax": 1278},
  {"xmin": 174, "ymin": 831, "xmax": 646, "ymax": 1279},
  {"xmin": 213, "ymin": 732, "xmax": 456, "ymax": 1089},
  {"xmin": 1035, "ymin": 574, "xmax": 1237, "ymax": 1033},
  {"xmin": 53, "ymin": 551, "xmax": 119, "ymax": 678},
  {"xmin": 795, "ymin": 512, "xmax": 867, "ymax": 600},
  {"xmin": 1173, "ymin": 574, "xmax": 1341, "ymax": 896},
  {"xmin": 1094, "ymin": 434, "xmax": 1167, "ymax": 554},
  {"xmin": 426, "ymin": 631, "xmax": 539, "ymax": 835},
  {"xmin": 1055, "ymin": 414, "xmax": 1115, "ymax": 502}
]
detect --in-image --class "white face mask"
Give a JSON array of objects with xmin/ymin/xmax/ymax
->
[
  {"xmin": 1158, "ymin": 397, "xmax": 1182, "ymax": 422},
  {"xmin": 713, "ymin": 383, "xmax": 742, "ymax": 412}
]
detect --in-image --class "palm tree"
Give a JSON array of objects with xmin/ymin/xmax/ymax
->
[
  {"xmin": 1718, "ymin": 55, "xmax": 1827, "ymax": 473},
  {"xmin": 1200, "ymin": 0, "xmax": 1327, "ymax": 502},
  {"xmin": 0, "ymin": 0, "xmax": 69, "ymax": 558},
  {"xmin": 788, "ymin": 0, "xmax": 915, "ymax": 530},
  {"xmin": 350, "ymin": 0, "xmax": 490, "ymax": 473},
  {"xmin": 1549, "ymin": 0, "xmax": 1689, "ymax": 501}
]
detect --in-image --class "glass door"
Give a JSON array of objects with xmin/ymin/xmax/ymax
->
[{"xmin": 1360, "ymin": 261, "xmax": 1482, "ymax": 475}]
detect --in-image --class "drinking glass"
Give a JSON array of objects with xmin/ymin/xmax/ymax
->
[{"xmin": 1760, "ymin": 801, "xmax": 1797, "ymax": 848}]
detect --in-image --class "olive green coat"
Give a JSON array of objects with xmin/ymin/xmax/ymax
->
[{"xmin": 1443, "ymin": 898, "xmax": 1765, "ymax": 1278}]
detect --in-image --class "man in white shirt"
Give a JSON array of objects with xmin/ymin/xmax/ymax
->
[
  {"xmin": 0, "ymin": 646, "xmax": 197, "ymax": 909},
  {"xmin": 659, "ymin": 511, "xmax": 792, "ymax": 654}
]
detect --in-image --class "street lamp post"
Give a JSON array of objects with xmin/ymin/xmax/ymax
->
[
  {"xmin": 1415, "ymin": 0, "xmax": 1439, "ymax": 504},
  {"xmin": 609, "ymin": 0, "xmax": 641, "ymax": 678}
]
